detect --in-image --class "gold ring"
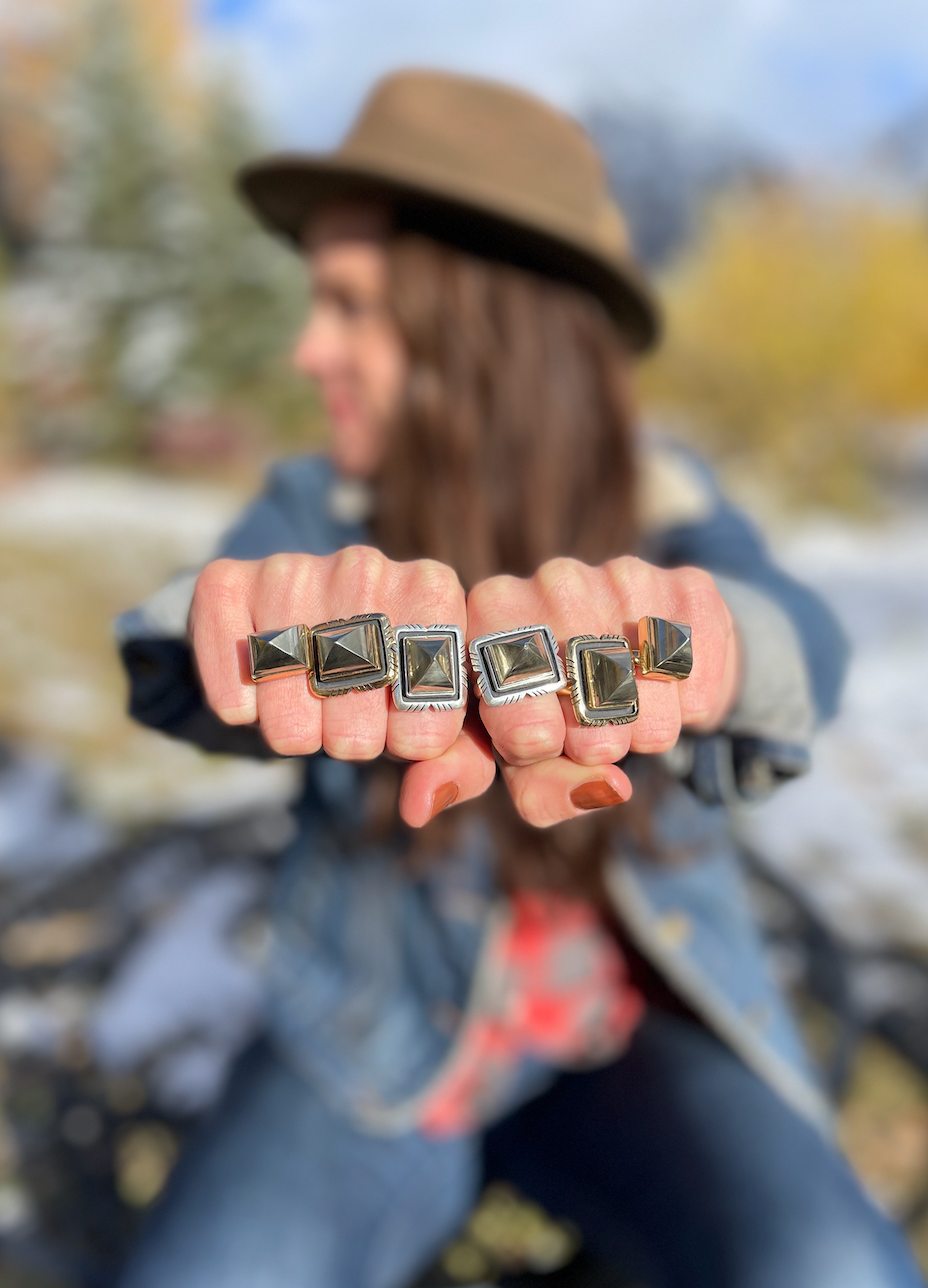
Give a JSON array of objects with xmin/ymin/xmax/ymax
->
[{"xmin": 563, "ymin": 616, "xmax": 692, "ymax": 727}]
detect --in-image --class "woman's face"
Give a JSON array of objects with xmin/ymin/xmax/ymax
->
[{"xmin": 293, "ymin": 204, "xmax": 408, "ymax": 479}]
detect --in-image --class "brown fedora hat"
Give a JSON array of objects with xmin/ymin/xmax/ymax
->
[{"xmin": 236, "ymin": 69, "xmax": 661, "ymax": 351}]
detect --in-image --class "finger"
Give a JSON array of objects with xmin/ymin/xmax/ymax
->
[
  {"xmin": 627, "ymin": 677, "xmax": 682, "ymax": 755},
  {"xmin": 467, "ymin": 575, "xmax": 566, "ymax": 766},
  {"xmin": 399, "ymin": 724, "xmax": 497, "ymax": 828},
  {"xmin": 500, "ymin": 756, "xmax": 633, "ymax": 829},
  {"xmin": 249, "ymin": 553, "xmax": 330, "ymax": 754},
  {"xmin": 479, "ymin": 691, "xmax": 566, "ymax": 767},
  {"xmin": 188, "ymin": 558, "xmax": 263, "ymax": 724},
  {"xmin": 318, "ymin": 687, "xmax": 388, "ymax": 760},
  {"xmin": 674, "ymin": 572, "xmax": 736, "ymax": 727},
  {"xmin": 386, "ymin": 562, "xmax": 468, "ymax": 761},
  {"xmin": 559, "ymin": 693, "xmax": 634, "ymax": 766},
  {"xmin": 531, "ymin": 557, "xmax": 638, "ymax": 766},
  {"xmin": 250, "ymin": 673, "xmax": 321, "ymax": 756}
]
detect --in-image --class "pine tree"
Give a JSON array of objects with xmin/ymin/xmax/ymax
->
[{"xmin": 17, "ymin": 0, "xmax": 308, "ymax": 462}]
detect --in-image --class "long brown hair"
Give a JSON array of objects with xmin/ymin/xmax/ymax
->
[{"xmin": 370, "ymin": 234, "xmax": 656, "ymax": 898}]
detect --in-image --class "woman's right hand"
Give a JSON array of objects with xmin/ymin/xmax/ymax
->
[{"xmin": 188, "ymin": 546, "xmax": 479, "ymax": 769}]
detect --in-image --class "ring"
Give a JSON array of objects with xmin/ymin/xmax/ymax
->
[
  {"xmin": 247, "ymin": 613, "xmax": 398, "ymax": 695},
  {"xmin": 248, "ymin": 624, "xmax": 310, "ymax": 682},
  {"xmin": 307, "ymin": 613, "xmax": 397, "ymax": 697},
  {"xmin": 564, "ymin": 616, "xmax": 692, "ymax": 727},
  {"xmin": 393, "ymin": 624, "xmax": 467, "ymax": 711},
  {"xmin": 468, "ymin": 624, "xmax": 566, "ymax": 706}
]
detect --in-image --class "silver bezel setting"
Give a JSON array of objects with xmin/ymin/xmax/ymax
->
[
  {"xmin": 393, "ymin": 624, "xmax": 467, "ymax": 711},
  {"xmin": 308, "ymin": 613, "xmax": 397, "ymax": 697},
  {"xmin": 565, "ymin": 634, "xmax": 639, "ymax": 726},
  {"xmin": 468, "ymin": 624, "xmax": 565, "ymax": 706}
]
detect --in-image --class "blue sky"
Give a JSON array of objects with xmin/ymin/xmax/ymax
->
[{"xmin": 197, "ymin": 0, "xmax": 928, "ymax": 167}]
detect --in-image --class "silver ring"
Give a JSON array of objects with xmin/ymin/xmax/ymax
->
[
  {"xmin": 468, "ymin": 624, "xmax": 565, "ymax": 706},
  {"xmin": 393, "ymin": 624, "xmax": 467, "ymax": 711}
]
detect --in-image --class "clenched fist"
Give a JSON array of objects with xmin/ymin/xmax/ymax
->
[{"xmin": 187, "ymin": 548, "xmax": 740, "ymax": 830}]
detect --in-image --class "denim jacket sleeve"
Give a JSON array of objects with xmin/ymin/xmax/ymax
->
[
  {"xmin": 639, "ymin": 441, "xmax": 850, "ymax": 805},
  {"xmin": 113, "ymin": 454, "xmax": 364, "ymax": 760}
]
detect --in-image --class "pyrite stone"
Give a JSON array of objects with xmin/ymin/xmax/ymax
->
[
  {"xmin": 638, "ymin": 616, "xmax": 693, "ymax": 681},
  {"xmin": 565, "ymin": 635, "xmax": 639, "ymax": 726},
  {"xmin": 248, "ymin": 624, "xmax": 309, "ymax": 682},
  {"xmin": 469, "ymin": 625, "xmax": 565, "ymax": 706},
  {"xmin": 393, "ymin": 625, "xmax": 466, "ymax": 711},
  {"xmin": 308, "ymin": 613, "xmax": 396, "ymax": 697}
]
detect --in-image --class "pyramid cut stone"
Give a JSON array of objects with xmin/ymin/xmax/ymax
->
[
  {"xmin": 249, "ymin": 626, "xmax": 307, "ymax": 680},
  {"xmin": 484, "ymin": 631, "xmax": 554, "ymax": 689},
  {"xmin": 582, "ymin": 645, "xmax": 637, "ymax": 710},
  {"xmin": 403, "ymin": 636, "xmax": 456, "ymax": 695},
  {"xmin": 642, "ymin": 617, "xmax": 693, "ymax": 680},
  {"xmin": 314, "ymin": 621, "xmax": 383, "ymax": 682}
]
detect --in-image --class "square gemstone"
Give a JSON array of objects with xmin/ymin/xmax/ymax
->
[
  {"xmin": 469, "ymin": 625, "xmax": 564, "ymax": 706},
  {"xmin": 639, "ymin": 617, "xmax": 693, "ymax": 680},
  {"xmin": 393, "ymin": 625, "xmax": 466, "ymax": 710},
  {"xmin": 309, "ymin": 614, "xmax": 396, "ymax": 696},
  {"xmin": 248, "ymin": 625, "xmax": 309, "ymax": 682},
  {"xmin": 566, "ymin": 636, "xmax": 639, "ymax": 725}
]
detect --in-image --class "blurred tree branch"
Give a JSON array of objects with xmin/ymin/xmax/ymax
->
[
  {"xmin": 3, "ymin": 0, "xmax": 318, "ymax": 468},
  {"xmin": 643, "ymin": 186, "xmax": 928, "ymax": 511}
]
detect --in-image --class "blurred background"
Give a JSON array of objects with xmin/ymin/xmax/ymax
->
[{"xmin": 0, "ymin": 0, "xmax": 927, "ymax": 1284}]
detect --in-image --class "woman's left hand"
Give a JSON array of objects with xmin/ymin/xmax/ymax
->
[{"xmin": 402, "ymin": 556, "xmax": 740, "ymax": 828}]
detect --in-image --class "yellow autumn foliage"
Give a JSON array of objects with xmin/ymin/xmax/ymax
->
[{"xmin": 642, "ymin": 188, "xmax": 928, "ymax": 509}]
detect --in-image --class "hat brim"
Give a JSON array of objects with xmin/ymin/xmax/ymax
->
[{"xmin": 236, "ymin": 155, "xmax": 661, "ymax": 353}]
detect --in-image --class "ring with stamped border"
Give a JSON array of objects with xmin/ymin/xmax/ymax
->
[
  {"xmin": 469, "ymin": 624, "xmax": 565, "ymax": 706},
  {"xmin": 248, "ymin": 624, "xmax": 310, "ymax": 682},
  {"xmin": 565, "ymin": 634, "xmax": 639, "ymax": 726},
  {"xmin": 393, "ymin": 624, "xmax": 467, "ymax": 711},
  {"xmin": 308, "ymin": 612, "xmax": 397, "ymax": 698}
]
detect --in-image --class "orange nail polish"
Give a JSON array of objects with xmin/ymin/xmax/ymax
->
[
  {"xmin": 430, "ymin": 781, "xmax": 460, "ymax": 819},
  {"xmin": 569, "ymin": 780, "xmax": 623, "ymax": 811}
]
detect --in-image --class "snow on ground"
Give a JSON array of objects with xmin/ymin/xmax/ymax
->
[
  {"xmin": 0, "ymin": 464, "xmax": 301, "ymax": 827},
  {"xmin": 737, "ymin": 510, "xmax": 928, "ymax": 947},
  {"xmin": 0, "ymin": 466, "xmax": 243, "ymax": 560},
  {"xmin": 90, "ymin": 866, "xmax": 266, "ymax": 1113}
]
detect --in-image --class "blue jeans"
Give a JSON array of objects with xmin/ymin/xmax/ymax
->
[{"xmin": 119, "ymin": 1011, "xmax": 923, "ymax": 1288}]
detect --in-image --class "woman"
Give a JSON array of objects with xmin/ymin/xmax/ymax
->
[{"xmin": 115, "ymin": 70, "xmax": 923, "ymax": 1288}]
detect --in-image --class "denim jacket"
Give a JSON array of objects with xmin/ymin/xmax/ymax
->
[{"xmin": 114, "ymin": 442, "xmax": 849, "ymax": 1136}]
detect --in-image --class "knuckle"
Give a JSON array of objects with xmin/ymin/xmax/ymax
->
[
  {"xmin": 194, "ymin": 557, "xmax": 246, "ymax": 603},
  {"xmin": 603, "ymin": 554, "xmax": 650, "ymax": 599},
  {"xmin": 567, "ymin": 730, "xmax": 626, "ymax": 766},
  {"xmin": 389, "ymin": 728, "xmax": 449, "ymax": 760},
  {"xmin": 507, "ymin": 776, "xmax": 555, "ymax": 829},
  {"xmin": 500, "ymin": 721, "xmax": 562, "ymax": 765},
  {"xmin": 324, "ymin": 732, "xmax": 385, "ymax": 762},
  {"xmin": 334, "ymin": 545, "xmax": 390, "ymax": 606},
  {"xmin": 535, "ymin": 556, "xmax": 583, "ymax": 597},
  {"xmin": 262, "ymin": 728, "xmax": 321, "ymax": 758},
  {"xmin": 467, "ymin": 574, "xmax": 523, "ymax": 624},
  {"xmin": 675, "ymin": 565, "xmax": 719, "ymax": 610},
  {"xmin": 414, "ymin": 559, "xmax": 462, "ymax": 606},
  {"xmin": 635, "ymin": 710, "xmax": 681, "ymax": 754}
]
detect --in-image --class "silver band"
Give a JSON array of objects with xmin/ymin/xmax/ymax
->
[{"xmin": 468, "ymin": 624, "xmax": 566, "ymax": 706}]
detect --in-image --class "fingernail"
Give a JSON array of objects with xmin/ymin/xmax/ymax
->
[
  {"xmin": 569, "ymin": 779, "xmax": 624, "ymax": 811},
  {"xmin": 430, "ymin": 781, "xmax": 460, "ymax": 819}
]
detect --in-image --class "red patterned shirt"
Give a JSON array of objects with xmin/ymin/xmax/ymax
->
[{"xmin": 418, "ymin": 890, "xmax": 645, "ymax": 1136}]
